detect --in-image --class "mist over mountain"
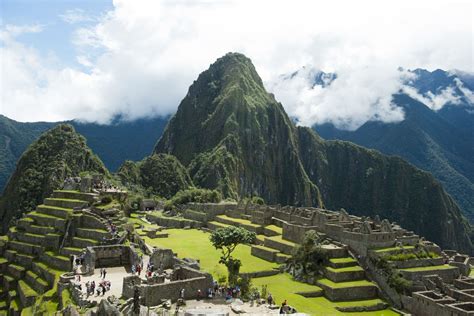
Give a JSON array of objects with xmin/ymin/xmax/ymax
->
[{"xmin": 313, "ymin": 69, "xmax": 474, "ymax": 220}]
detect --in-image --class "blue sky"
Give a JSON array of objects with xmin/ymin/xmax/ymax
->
[
  {"xmin": 0, "ymin": 0, "xmax": 472, "ymax": 126},
  {"xmin": 1, "ymin": 0, "xmax": 112, "ymax": 66}
]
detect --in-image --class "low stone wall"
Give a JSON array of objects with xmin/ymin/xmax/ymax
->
[
  {"xmin": 251, "ymin": 246, "xmax": 277, "ymax": 262},
  {"xmin": 183, "ymin": 210, "xmax": 207, "ymax": 223},
  {"xmin": 324, "ymin": 268, "xmax": 366, "ymax": 282},
  {"xmin": 138, "ymin": 267, "xmax": 213, "ymax": 306},
  {"xmin": 264, "ymin": 238, "xmax": 294, "ymax": 255},
  {"xmin": 146, "ymin": 213, "xmax": 202, "ymax": 228},
  {"xmin": 186, "ymin": 202, "xmax": 236, "ymax": 221},
  {"xmin": 390, "ymin": 257, "xmax": 445, "ymax": 269},
  {"xmin": 282, "ymin": 222, "xmax": 319, "ymax": 243},
  {"xmin": 400, "ymin": 266, "xmax": 460, "ymax": 283},
  {"xmin": 149, "ymin": 248, "xmax": 175, "ymax": 270},
  {"xmin": 84, "ymin": 245, "xmax": 135, "ymax": 270},
  {"xmin": 318, "ymin": 283, "xmax": 378, "ymax": 301}
]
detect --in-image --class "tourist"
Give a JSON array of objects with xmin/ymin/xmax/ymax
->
[
  {"xmin": 137, "ymin": 264, "xmax": 142, "ymax": 275},
  {"xmin": 131, "ymin": 264, "xmax": 136, "ymax": 274},
  {"xmin": 197, "ymin": 289, "xmax": 202, "ymax": 301},
  {"xmin": 180, "ymin": 288, "xmax": 185, "ymax": 299},
  {"xmin": 103, "ymin": 268, "xmax": 107, "ymax": 279},
  {"xmin": 267, "ymin": 292, "xmax": 274, "ymax": 305},
  {"xmin": 279, "ymin": 300, "xmax": 289, "ymax": 314},
  {"xmin": 91, "ymin": 281, "xmax": 96, "ymax": 295}
]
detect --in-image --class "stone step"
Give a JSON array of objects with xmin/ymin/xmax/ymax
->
[
  {"xmin": 4, "ymin": 250, "xmax": 17, "ymax": 262},
  {"xmin": 215, "ymin": 215, "xmax": 263, "ymax": 234},
  {"xmin": 43, "ymin": 198, "xmax": 87, "ymax": 209},
  {"xmin": 18, "ymin": 280, "xmax": 38, "ymax": 308},
  {"xmin": 8, "ymin": 264, "xmax": 26, "ymax": 279},
  {"xmin": 334, "ymin": 299, "xmax": 389, "ymax": 313},
  {"xmin": 324, "ymin": 266, "xmax": 366, "ymax": 282},
  {"xmin": 40, "ymin": 251, "xmax": 70, "ymax": 271},
  {"xmin": 316, "ymin": 278, "xmax": 379, "ymax": 301},
  {"xmin": 16, "ymin": 218, "xmax": 34, "ymax": 230},
  {"xmin": 60, "ymin": 247, "xmax": 84, "ymax": 256},
  {"xmin": 72, "ymin": 237, "xmax": 98, "ymax": 248},
  {"xmin": 29, "ymin": 212, "xmax": 66, "ymax": 231},
  {"xmin": 13, "ymin": 253, "xmax": 35, "ymax": 270},
  {"xmin": 0, "ymin": 300, "xmax": 7, "ymax": 311},
  {"xmin": 263, "ymin": 225, "xmax": 282, "ymax": 237},
  {"xmin": 207, "ymin": 221, "xmax": 229, "ymax": 231},
  {"xmin": 399, "ymin": 264, "xmax": 460, "ymax": 282},
  {"xmin": 251, "ymin": 245, "xmax": 280, "ymax": 262},
  {"xmin": 52, "ymin": 190, "xmax": 98, "ymax": 204},
  {"xmin": 8, "ymin": 289, "xmax": 17, "ymax": 302},
  {"xmin": 263, "ymin": 236, "xmax": 295, "ymax": 255},
  {"xmin": 37, "ymin": 204, "xmax": 71, "ymax": 219},
  {"xmin": 15, "ymin": 232, "xmax": 45, "ymax": 245},
  {"xmin": 25, "ymin": 270, "xmax": 49, "ymax": 294},
  {"xmin": 8, "ymin": 240, "xmax": 42, "ymax": 256},
  {"xmin": 0, "ymin": 258, "xmax": 7, "ymax": 274},
  {"xmin": 3, "ymin": 275, "xmax": 17, "ymax": 292},
  {"xmin": 76, "ymin": 228, "xmax": 110, "ymax": 240},
  {"xmin": 276, "ymin": 253, "xmax": 292, "ymax": 264},
  {"xmin": 31, "ymin": 262, "xmax": 57, "ymax": 285},
  {"xmin": 26, "ymin": 224, "xmax": 55, "ymax": 235},
  {"xmin": 328, "ymin": 257, "xmax": 358, "ymax": 269}
]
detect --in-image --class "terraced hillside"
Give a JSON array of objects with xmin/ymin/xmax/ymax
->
[{"xmin": 0, "ymin": 190, "xmax": 112, "ymax": 314}]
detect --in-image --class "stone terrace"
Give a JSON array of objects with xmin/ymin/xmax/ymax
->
[{"xmin": 0, "ymin": 189, "xmax": 113, "ymax": 314}]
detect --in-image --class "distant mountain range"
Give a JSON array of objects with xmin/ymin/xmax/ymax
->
[
  {"xmin": 0, "ymin": 115, "xmax": 168, "ymax": 192},
  {"xmin": 312, "ymin": 69, "xmax": 474, "ymax": 220}
]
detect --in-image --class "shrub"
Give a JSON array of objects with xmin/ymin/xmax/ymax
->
[
  {"xmin": 165, "ymin": 188, "xmax": 222, "ymax": 211},
  {"xmin": 100, "ymin": 195, "xmax": 113, "ymax": 204}
]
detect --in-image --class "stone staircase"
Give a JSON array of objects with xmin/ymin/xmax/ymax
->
[
  {"xmin": 370, "ymin": 245, "xmax": 460, "ymax": 283},
  {"xmin": 316, "ymin": 249, "xmax": 379, "ymax": 302},
  {"xmin": 0, "ymin": 190, "xmax": 110, "ymax": 312}
]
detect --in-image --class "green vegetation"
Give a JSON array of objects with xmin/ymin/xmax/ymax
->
[
  {"xmin": 143, "ymin": 229, "xmax": 278, "ymax": 278},
  {"xmin": 289, "ymin": 230, "xmax": 328, "ymax": 278},
  {"xmin": 383, "ymin": 251, "xmax": 439, "ymax": 261},
  {"xmin": 210, "ymin": 226, "xmax": 256, "ymax": 284},
  {"xmin": 374, "ymin": 246, "xmax": 415, "ymax": 253},
  {"xmin": 164, "ymin": 188, "xmax": 221, "ymax": 211},
  {"xmin": 0, "ymin": 124, "xmax": 108, "ymax": 233},
  {"xmin": 400, "ymin": 264, "xmax": 455, "ymax": 272},
  {"xmin": 330, "ymin": 257, "xmax": 357, "ymax": 264},
  {"xmin": 118, "ymin": 153, "xmax": 192, "ymax": 198},
  {"xmin": 318, "ymin": 278, "xmax": 375, "ymax": 289}
]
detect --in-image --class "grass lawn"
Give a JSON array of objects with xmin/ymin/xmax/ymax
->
[
  {"xmin": 253, "ymin": 274, "xmax": 397, "ymax": 316},
  {"xmin": 128, "ymin": 213, "xmax": 156, "ymax": 229},
  {"xmin": 143, "ymin": 229, "xmax": 279, "ymax": 278},
  {"xmin": 400, "ymin": 264, "xmax": 456, "ymax": 272},
  {"xmin": 330, "ymin": 257, "xmax": 357, "ymax": 264},
  {"xmin": 318, "ymin": 278, "xmax": 375, "ymax": 289},
  {"xmin": 374, "ymin": 246, "xmax": 415, "ymax": 253}
]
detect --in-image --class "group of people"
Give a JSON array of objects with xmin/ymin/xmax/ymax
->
[
  {"xmin": 131, "ymin": 260, "xmax": 165, "ymax": 280},
  {"xmin": 84, "ymin": 280, "xmax": 111, "ymax": 297}
]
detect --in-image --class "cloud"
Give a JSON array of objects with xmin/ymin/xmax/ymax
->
[
  {"xmin": 1, "ymin": 0, "xmax": 473, "ymax": 125},
  {"xmin": 59, "ymin": 9, "xmax": 95, "ymax": 24},
  {"xmin": 403, "ymin": 85, "xmax": 462, "ymax": 111}
]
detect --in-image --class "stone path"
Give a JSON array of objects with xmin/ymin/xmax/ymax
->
[
  {"xmin": 77, "ymin": 266, "xmax": 127, "ymax": 303},
  {"xmin": 178, "ymin": 299, "xmax": 284, "ymax": 315}
]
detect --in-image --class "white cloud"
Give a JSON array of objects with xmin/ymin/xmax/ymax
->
[
  {"xmin": 403, "ymin": 85, "xmax": 462, "ymax": 111},
  {"xmin": 59, "ymin": 9, "xmax": 95, "ymax": 24},
  {"xmin": 1, "ymin": 0, "xmax": 473, "ymax": 125}
]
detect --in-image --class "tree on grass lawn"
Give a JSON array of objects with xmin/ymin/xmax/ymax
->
[{"xmin": 210, "ymin": 226, "xmax": 256, "ymax": 285}]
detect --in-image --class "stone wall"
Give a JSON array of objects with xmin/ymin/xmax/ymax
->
[
  {"xmin": 149, "ymin": 248, "xmax": 175, "ymax": 270},
  {"xmin": 146, "ymin": 213, "xmax": 202, "ymax": 228},
  {"xmin": 84, "ymin": 245, "xmax": 136, "ymax": 270},
  {"xmin": 134, "ymin": 266, "xmax": 213, "ymax": 306}
]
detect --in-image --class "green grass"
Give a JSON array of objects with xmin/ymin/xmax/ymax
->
[
  {"xmin": 265, "ymin": 225, "xmax": 283, "ymax": 234},
  {"xmin": 266, "ymin": 235, "xmax": 296, "ymax": 246},
  {"xmin": 326, "ymin": 266, "xmax": 364, "ymax": 273},
  {"xmin": 253, "ymin": 274, "xmax": 396, "ymax": 316},
  {"xmin": 46, "ymin": 198, "xmax": 86, "ymax": 203},
  {"xmin": 318, "ymin": 278, "xmax": 376, "ymax": 289},
  {"xmin": 38, "ymin": 204, "xmax": 72, "ymax": 211},
  {"xmin": 399, "ymin": 264, "xmax": 456, "ymax": 272},
  {"xmin": 374, "ymin": 246, "xmax": 415, "ymax": 253},
  {"xmin": 18, "ymin": 280, "xmax": 37, "ymax": 296},
  {"xmin": 216, "ymin": 215, "xmax": 261, "ymax": 227},
  {"xmin": 0, "ymin": 258, "xmax": 7, "ymax": 264},
  {"xmin": 143, "ymin": 228, "xmax": 278, "ymax": 278},
  {"xmin": 330, "ymin": 257, "xmax": 357, "ymax": 264},
  {"xmin": 128, "ymin": 213, "xmax": 159, "ymax": 229}
]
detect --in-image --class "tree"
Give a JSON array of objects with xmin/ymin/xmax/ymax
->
[
  {"xmin": 210, "ymin": 226, "xmax": 256, "ymax": 285},
  {"xmin": 288, "ymin": 230, "xmax": 328, "ymax": 280}
]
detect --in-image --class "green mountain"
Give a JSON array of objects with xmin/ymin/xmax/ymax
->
[
  {"xmin": 0, "ymin": 124, "xmax": 108, "ymax": 232},
  {"xmin": 118, "ymin": 153, "xmax": 192, "ymax": 198},
  {"xmin": 155, "ymin": 53, "xmax": 321, "ymax": 206},
  {"xmin": 0, "ymin": 115, "xmax": 168, "ymax": 192},
  {"xmin": 316, "ymin": 93, "xmax": 474, "ymax": 221},
  {"xmin": 154, "ymin": 52, "xmax": 473, "ymax": 253}
]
